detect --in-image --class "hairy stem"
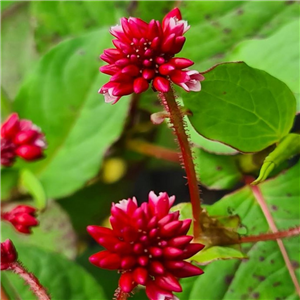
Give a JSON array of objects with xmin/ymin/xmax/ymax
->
[
  {"xmin": 9, "ymin": 262, "xmax": 51, "ymax": 300},
  {"xmin": 127, "ymin": 139, "xmax": 179, "ymax": 162},
  {"xmin": 160, "ymin": 90, "xmax": 202, "ymax": 239}
]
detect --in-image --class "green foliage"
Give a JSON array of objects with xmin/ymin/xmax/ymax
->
[
  {"xmin": 194, "ymin": 148, "xmax": 242, "ymax": 190},
  {"xmin": 1, "ymin": 244, "xmax": 105, "ymax": 300},
  {"xmin": 253, "ymin": 134, "xmax": 300, "ymax": 184},
  {"xmin": 1, "ymin": 168, "xmax": 19, "ymax": 200},
  {"xmin": 1, "ymin": 201, "xmax": 77, "ymax": 259},
  {"xmin": 30, "ymin": 1, "xmax": 127, "ymax": 53},
  {"xmin": 178, "ymin": 161, "xmax": 300, "ymax": 300},
  {"xmin": 1, "ymin": 1, "xmax": 299, "ymax": 300},
  {"xmin": 19, "ymin": 169, "xmax": 47, "ymax": 210},
  {"xmin": 184, "ymin": 62, "xmax": 296, "ymax": 152},
  {"xmin": 13, "ymin": 30, "xmax": 130, "ymax": 198},
  {"xmin": 227, "ymin": 18, "xmax": 300, "ymax": 112}
]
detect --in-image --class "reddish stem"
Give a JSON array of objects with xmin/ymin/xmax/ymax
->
[
  {"xmin": 127, "ymin": 139, "xmax": 179, "ymax": 163},
  {"xmin": 220, "ymin": 226, "xmax": 300, "ymax": 245},
  {"xmin": 251, "ymin": 185, "xmax": 300, "ymax": 297},
  {"xmin": 161, "ymin": 90, "xmax": 202, "ymax": 239},
  {"xmin": 9, "ymin": 262, "xmax": 51, "ymax": 300}
]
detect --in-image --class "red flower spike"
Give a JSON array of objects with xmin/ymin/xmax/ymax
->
[
  {"xmin": 2, "ymin": 205, "xmax": 39, "ymax": 234},
  {"xmin": 1, "ymin": 239, "xmax": 18, "ymax": 270},
  {"xmin": 1, "ymin": 113, "xmax": 46, "ymax": 167},
  {"xmin": 87, "ymin": 192, "xmax": 204, "ymax": 300},
  {"xmin": 99, "ymin": 8, "xmax": 204, "ymax": 104}
]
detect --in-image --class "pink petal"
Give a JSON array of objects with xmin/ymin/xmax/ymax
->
[{"xmin": 153, "ymin": 77, "xmax": 170, "ymax": 93}]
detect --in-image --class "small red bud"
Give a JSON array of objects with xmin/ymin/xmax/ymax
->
[{"xmin": 1, "ymin": 239, "xmax": 18, "ymax": 270}]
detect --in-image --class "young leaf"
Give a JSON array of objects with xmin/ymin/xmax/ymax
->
[
  {"xmin": 184, "ymin": 62, "xmax": 296, "ymax": 152},
  {"xmin": 19, "ymin": 169, "xmax": 47, "ymax": 210},
  {"xmin": 253, "ymin": 133, "xmax": 300, "ymax": 185}
]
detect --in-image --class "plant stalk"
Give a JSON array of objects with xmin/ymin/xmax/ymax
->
[
  {"xmin": 161, "ymin": 90, "xmax": 202, "ymax": 239},
  {"xmin": 9, "ymin": 262, "xmax": 51, "ymax": 300}
]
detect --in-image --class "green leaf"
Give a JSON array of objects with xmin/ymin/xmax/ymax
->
[
  {"xmin": 180, "ymin": 1, "xmax": 299, "ymax": 70},
  {"xmin": 187, "ymin": 115, "xmax": 238, "ymax": 155},
  {"xmin": 194, "ymin": 148, "xmax": 242, "ymax": 190},
  {"xmin": 13, "ymin": 30, "xmax": 130, "ymax": 198},
  {"xmin": 19, "ymin": 169, "xmax": 47, "ymax": 210},
  {"xmin": 1, "ymin": 201, "xmax": 77, "ymax": 259},
  {"xmin": 1, "ymin": 2, "xmax": 38, "ymax": 99},
  {"xmin": 1, "ymin": 168, "xmax": 19, "ymax": 200},
  {"xmin": 1, "ymin": 245, "xmax": 106, "ymax": 300},
  {"xmin": 253, "ymin": 134, "xmax": 300, "ymax": 185},
  {"xmin": 178, "ymin": 161, "xmax": 300, "ymax": 300},
  {"xmin": 30, "ymin": 1, "xmax": 127, "ymax": 53},
  {"xmin": 192, "ymin": 245, "xmax": 247, "ymax": 265},
  {"xmin": 227, "ymin": 19, "xmax": 300, "ymax": 112},
  {"xmin": 184, "ymin": 62, "xmax": 296, "ymax": 152}
]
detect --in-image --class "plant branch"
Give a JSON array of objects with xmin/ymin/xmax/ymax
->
[
  {"xmin": 251, "ymin": 184, "xmax": 300, "ymax": 297},
  {"xmin": 9, "ymin": 262, "xmax": 51, "ymax": 300},
  {"xmin": 160, "ymin": 90, "xmax": 202, "ymax": 239},
  {"xmin": 220, "ymin": 226, "xmax": 300, "ymax": 245},
  {"xmin": 127, "ymin": 139, "xmax": 179, "ymax": 163}
]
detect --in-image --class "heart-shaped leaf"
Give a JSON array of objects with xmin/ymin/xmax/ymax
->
[{"xmin": 184, "ymin": 62, "xmax": 296, "ymax": 152}]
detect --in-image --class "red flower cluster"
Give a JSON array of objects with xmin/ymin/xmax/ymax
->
[
  {"xmin": 87, "ymin": 192, "xmax": 204, "ymax": 300},
  {"xmin": 1, "ymin": 239, "xmax": 17, "ymax": 270},
  {"xmin": 1, "ymin": 113, "xmax": 46, "ymax": 167},
  {"xmin": 99, "ymin": 8, "xmax": 204, "ymax": 104},
  {"xmin": 1, "ymin": 205, "xmax": 39, "ymax": 234}
]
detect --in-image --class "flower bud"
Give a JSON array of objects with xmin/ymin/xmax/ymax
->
[{"xmin": 1, "ymin": 239, "xmax": 18, "ymax": 270}]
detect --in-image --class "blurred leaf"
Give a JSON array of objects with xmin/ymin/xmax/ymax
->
[
  {"xmin": 13, "ymin": 29, "xmax": 130, "ymax": 198},
  {"xmin": 1, "ymin": 1, "xmax": 18, "ymax": 12},
  {"xmin": 194, "ymin": 148, "xmax": 242, "ymax": 190},
  {"xmin": 58, "ymin": 179, "xmax": 133, "ymax": 237},
  {"xmin": 1, "ymin": 244, "xmax": 106, "ymax": 300},
  {"xmin": 30, "ymin": 1, "xmax": 127, "ymax": 53},
  {"xmin": 228, "ymin": 19, "xmax": 300, "ymax": 113},
  {"xmin": 178, "ymin": 161, "xmax": 300, "ymax": 300},
  {"xmin": 1, "ymin": 87, "xmax": 12, "ymax": 119},
  {"xmin": 1, "ymin": 2, "xmax": 38, "ymax": 99},
  {"xmin": 180, "ymin": 1, "xmax": 299, "ymax": 70},
  {"xmin": 253, "ymin": 134, "xmax": 300, "ymax": 185},
  {"xmin": 132, "ymin": 1, "xmax": 175, "ymax": 21},
  {"xmin": 0, "ymin": 168, "xmax": 19, "ymax": 200},
  {"xmin": 19, "ymin": 169, "xmax": 47, "ymax": 210},
  {"xmin": 184, "ymin": 62, "xmax": 296, "ymax": 152},
  {"xmin": 1, "ymin": 201, "xmax": 77, "ymax": 259}
]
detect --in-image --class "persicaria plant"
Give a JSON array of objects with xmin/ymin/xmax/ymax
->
[{"xmin": 1, "ymin": 2, "xmax": 299, "ymax": 300}]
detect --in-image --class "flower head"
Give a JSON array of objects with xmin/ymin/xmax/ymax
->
[
  {"xmin": 1, "ymin": 239, "xmax": 18, "ymax": 270},
  {"xmin": 1, "ymin": 113, "xmax": 47, "ymax": 167},
  {"xmin": 2, "ymin": 205, "xmax": 39, "ymax": 234},
  {"xmin": 87, "ymin": 192, "xmax": 204, "ymax": 300},
  {"xmin": 99, "ymin": 8, "xmax": 204, "ymax": 104}
]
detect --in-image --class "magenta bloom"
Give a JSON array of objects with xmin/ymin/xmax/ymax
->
[
  {"xmin": 87, "ymin": 192, "xmax": 204, "ymax": 300},
  {"xmin": 1, "ymin": 113, "xmax": 46, "ymax": 167},
  {"xmin": 1, "ymin": 239, "xmax": 18, "ymax": 270},
  {"xmin": 2, "ymin": 205, "xmax": 39, "ymax": 234},
  {"xmin": 99, "ymin": 8, "xmax": 205, "ymax": 104}
]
